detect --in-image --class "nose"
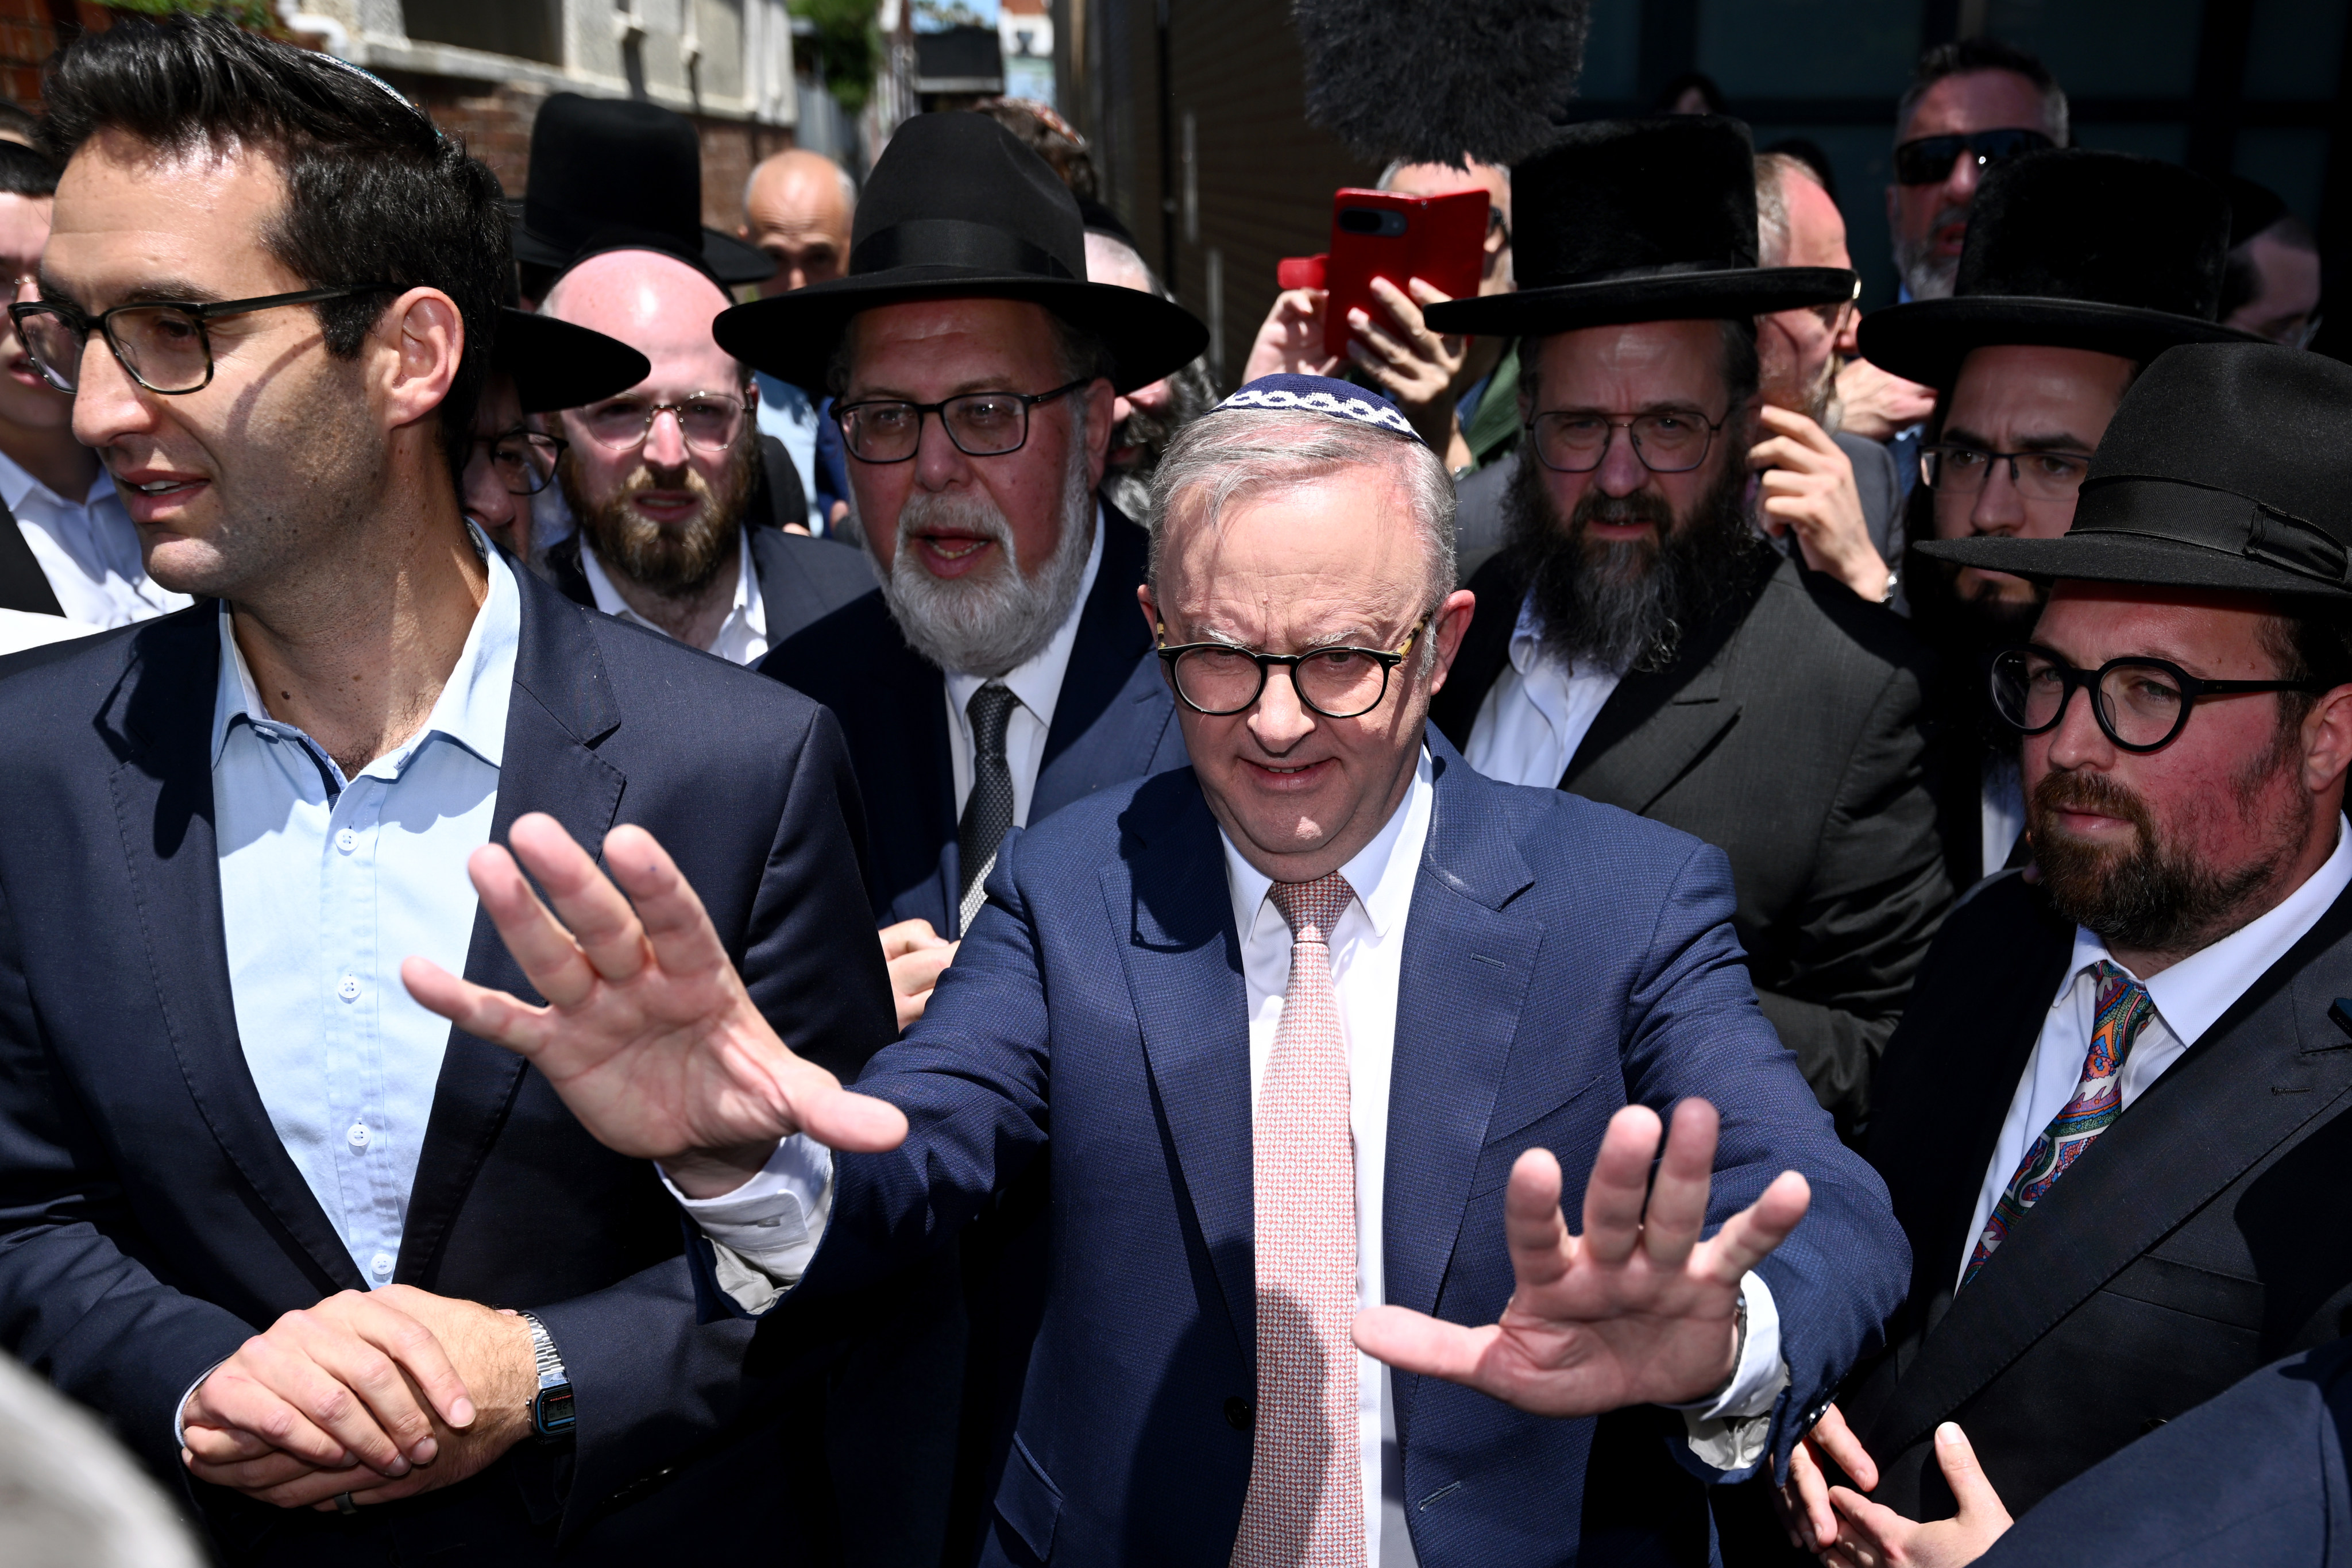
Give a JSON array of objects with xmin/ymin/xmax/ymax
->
[
  {"xmin": 461, "ymin": 446, "xmax": 517, "ymax": 531},
  {"xmin": 1127, "ymin": 377, "xmax": 1172, "ymax": 415},
  {"xmin": 68, "ymin": 326, "xmax": 156, "ymax": 454},
  {"xmin": 1247, "ymin": 663, "xmax": 1318, "ymax": 754},
  {"xmin": 912, "ymin": 407, "xmax": 975, "ymax": 492},
  {"xmin": 642, "ymin": 407, "xmax": 691, "ymax": 470},
  {"xmin": 2041, "ymin": 674, "xmax": 2114, "ymax": 774},
  {"xmin": 1594, "ymin": 423, "xmax": 1649, "ymax": 497},
  {"xmin": 1946, "ymin": 153, "xmax": 1982, "ymax": 208},
  {"xmin": 1968, "ymin": 455, "xmax": 2026, "ymax": 537}
]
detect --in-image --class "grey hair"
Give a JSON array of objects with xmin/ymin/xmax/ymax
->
[
  {"xmin": 1894, "ymin": 39, "xmax": 2069, "ymax": 149},
  {"xmin": 1753, "ymin": 150, "xmax": 1821, "ymax": 269},
  {"xmin": 1146, "ymin": 410, "xmax": 1457, "ymax": 652}
]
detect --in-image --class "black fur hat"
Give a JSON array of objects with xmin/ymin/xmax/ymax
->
[
  {"xmin": 1424, "ymin": 117, "xmax": 1855, "ymax": 338},
  {"xmin": 1295, "ymin": 0, "xmax": 1591, "ymax": 168},
  {"xmin": 1915, "ymin": 342, "xmax": 2352, "ymax": 601},
  {"xmin": 1857, "ymin": 150, "xmax": 2261, "ymax": 389}
]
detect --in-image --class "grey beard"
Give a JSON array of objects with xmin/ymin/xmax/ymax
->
[
  {"xmin": 1500, "ymin": 443, "xmax": 1764, "ymax": 673},
  {"xmin": 1104, "ymin": 354, "xmax": 1217, "ymax": 519},
  {"xmin": 1893, "ymin": 213, "xmax": 1966, "ymax": 302},
  {"xmin": 879, "ymin": 440, "xmax": 1098, "ymax": 677}
]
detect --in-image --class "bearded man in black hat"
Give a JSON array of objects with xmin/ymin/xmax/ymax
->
[
  {"xmin": 1428, "ymin": 116, "xmax": 1949, "ymax": 1138},
  {"xmin": 1775, "ymin": 343, "xmax": 2352, "ymax": 1567},
  {"xmin": 1859, "ymin": 149, "xmax": 2260, "ymax": 892},
  {"xmin": 458, "ymin": 307, "xmax": 647, "ymax": 563}
]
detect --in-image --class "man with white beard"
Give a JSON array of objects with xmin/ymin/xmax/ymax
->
[{"xmin": 741, "ymin": 113, "xmax": 1205, "ymax": 1028}]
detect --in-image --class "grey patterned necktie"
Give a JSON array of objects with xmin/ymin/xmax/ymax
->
[{"xmin": 957, "ymin": 681, "xmax": 1019, "ymax": 932}]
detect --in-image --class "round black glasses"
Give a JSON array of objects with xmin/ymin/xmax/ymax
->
[
  {"xmin": 1156, "ymin": 614, "xmax": 1432, "ymax": 719},
  {"xmin": 1988, "ymin": 645, "xmax": 2338, "ymax": 754},
  {"xmin": 834, "ymin": 379, "xmax": 1090, "ymax": 464},
  {"xmin": 470, "ymin": 427, "xmax": 569, "ymax": 496},
  {"xmin": 10, "ymin": 284, "xmax": 392, "ymax": 396}
]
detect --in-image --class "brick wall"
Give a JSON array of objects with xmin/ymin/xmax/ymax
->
[{"xmin": 0, "ymin": 0, "xmax": 112, "ymax": 111}]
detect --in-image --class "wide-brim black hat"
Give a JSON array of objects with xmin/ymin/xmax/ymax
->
[
  {"xmin": 492, "ymin": 308, "xmax": 648, "ymax": 414},
  {"xmin": 1858, "ymin": 150, "xmax": 2261, "ymax": 389},
  {"xmin": 1424, "ymin": 117, "xmax": 1855, "ymax": 338},
  {"xmin": 509, "ymin": 94, "xmax": 773, "ymax": 285},
  {"xmin": 713, "ymin": 113, "xmax": 1207, "ymax": 394},
  {"xmin": 1915, "ymin": 342, "xmax": 2352, "ymax": 603}
]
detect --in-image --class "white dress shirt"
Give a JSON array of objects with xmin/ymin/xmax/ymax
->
[
  {"xmin": 1462, "ymin": 590, "xmax": 1623, "ymax": 788},
  {"xmin": 942, "ymin": 510, "xmax": 1104, "ymax": 828},
  {"xmin": 1960, "ymin": 817, "xmax": 2352, "ymax": 1289},
  {"xmin": 0, "ymin": 447, "xmax": 190, "ymax": 627},
  {"xmin": 680, "ymin": 750, "xmax": 1789, "ymax": 1559},
  {"xmin": 580, "ymin": 526, "xmax": 770, "ymax": 666}
]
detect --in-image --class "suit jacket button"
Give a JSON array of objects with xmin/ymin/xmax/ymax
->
[{"xmin": 1225, "ymin": 1397, "xmax": 1254, "ymax": 1432}]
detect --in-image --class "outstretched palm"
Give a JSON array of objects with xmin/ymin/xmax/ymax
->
[
  {"xmin": 1353, "ymin": 1100, "xmax": 1810, "ymax": 1416},
  {"xmin": 403, "ymin": 814, "xmax": 906, "ymax": 1189}
]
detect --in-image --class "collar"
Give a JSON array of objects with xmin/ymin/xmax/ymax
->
[
  {"xmin": 579, "ymin": 525, "xmax": 764, "ymax": 650},
  {"xmin": 942, "ymin": 504, "xmax": 1104, "ymax": 731},
  {"xmin": 2061, "ymin": 814, "xmax": 2352, "ymax": 1048},
  {"xmin": 1221, "ymin": 746, "xmax": 1435, "ymax": 948},
  {"xmin": 210, "ymin": 524, "xmax": 520, "ymax": 779},
  {"xmin": 0, "ymin": 444, "xmax": 116, "ymax": 516}
]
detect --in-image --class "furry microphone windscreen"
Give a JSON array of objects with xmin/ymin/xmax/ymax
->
[{"xmin": 1295, "ymin": 0, "xmax": 1592, "ymax": 168}]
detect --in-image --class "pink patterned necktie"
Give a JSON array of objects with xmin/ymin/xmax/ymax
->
[
  {"xmin": 1231, "ymin": 870, "xmax": 1366, "ymax": 1568},
  {"xmin": 1963, "ymin": 960, "xmax": 2156, "ymax": 1287}
]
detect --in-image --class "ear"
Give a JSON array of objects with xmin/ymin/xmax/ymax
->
[
  {"xmin": 1423, "ymin": 587, "xmax": 1478, "ymax": 694},
  {"xmin": 375, "ymin": 286, "xmax": 464, "ymax": 439},
  {"xmin": 2302, "ymin": 681, "xmax": 2352, "ymax": 797}
]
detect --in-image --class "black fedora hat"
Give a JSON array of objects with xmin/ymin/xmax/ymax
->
[
  {"xmin": 1914, "ymin": 342, "xmax": 2352, "ymax": 603},
  {"xmin": 1857, "ymin": 150, "xmax": 2261, "ymax": 389},
  {"xmin": 1423, "ymin": 117, "xmax": 1855, "ymax": 338},
  {"xmin": 713, "ymin": 113, "xmax": 1206, "ymax": 394},
  {"xmin": 511, "ymin": 94, "xmax": 772, "ymax": 285},
  {"xmin": 491, "ymin": 308, "xmax": 648, "ymax": 415}
]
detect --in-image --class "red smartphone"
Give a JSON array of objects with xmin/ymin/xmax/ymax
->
[{"xmin": 1276, "ymin": 187, "xmax": 1490, "ymax": 360}]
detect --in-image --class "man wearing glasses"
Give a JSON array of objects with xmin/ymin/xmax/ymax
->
[
  {"xmin": 399, "ymin": 372, "xmax": 1910, "ymax": 1568},
  {"xmin": 1859, "ymin": 149, "xmax": 2261, "ymax": 889},
  {"xmin": 1776, "ymin": 342, "xmax": 2352, "ymax": 1567},
  {"xmin": 1884, "ymin": 38, "xmax": 2066, "ymax": 308},
  {"xmin": 1428, "ymin": 116, "xmax": 1949, "ymax": 1141},
  {"xmin": 0, "ymin": 17, "xmax": 899, "ymax": 1558},
  {"xmin": 532, "ymin": 247, "xmax": 873, "ymax": 663},
  {"xmin": 457, "ymin": 304, "xmax": 648, "ymax": 563}
]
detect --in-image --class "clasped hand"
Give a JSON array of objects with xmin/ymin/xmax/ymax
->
[
  {"xmin": 1778, "ymin": 1403, "xmax": 2013, "ymax": 1566},
  {"xmin": 1355, "ymin": 1099, "xmax": 1811, "ymax": 1415}
]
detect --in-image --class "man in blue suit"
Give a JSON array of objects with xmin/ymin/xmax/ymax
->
[
  {"xmin": 734, "ymin": 113, "xmax": 1208, "ymax": 1022},
  {"xmin": 0, "ymin": 20, "xmax": 902, "ymax": 1563},
  {"xmin": 417, "ymin": 375, "xmax": 1912, "ymax": 1565}
]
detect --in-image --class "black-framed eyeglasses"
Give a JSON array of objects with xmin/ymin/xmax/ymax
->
[
  {"xmin": 573, "ymin": 392, "xmax": 747, "ymax": 455},
  {"xmin": 1894, "ymin": 128, "xmax": 2056, "ymax": 187},
  {"xmin": 834, "ymin": 379, "xmax": 1090, "ymax": 464},
  {"xmin": 1156, "ymin": 613, "xmax": 1432, "ymax": 719},
  {"xmin": 1920, "ymin": 442, "xmax": 2093, "ymax": 503},
  {"xmin": 1525, "ymin": 407, "xmax": 1729, "ymax": 474},
  {"xmin": 469, "ymin": 426, "xmax": 568, "ymax": 496},
  {"xmin": 9, "ymin": 285, "xmax": 392, "ymax": 396},
  {"xmin": 1988, "ymin": 644, "xmax": 2339, "ymax": 753}
]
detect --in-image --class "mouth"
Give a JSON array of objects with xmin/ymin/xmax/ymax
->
[
  {"xmin": 1934, "ymin": 219, "xmax": 1969, "ymax": 256},
  {"xmin": 1585, "ymin": 519, "xmax": 1658, "ymax": 542},
  {"xmin": 111, "ymin": 468, "xmax": 208, "ymax": 524},
  {"xmin": 911, "ymin": 531, "xmax": 1001, "ymax": 579},
  {"xmin": 629, "ymin": 491, "xmax": 704, "ymax": 525},
  {"xmin": 1242, "ymin": 757, "xmax": 1335, "ymax": 790}
]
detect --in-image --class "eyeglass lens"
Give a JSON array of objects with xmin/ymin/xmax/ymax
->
[
  {"xmin": 1991, "ymin": 650, "xmax": 2187, "ymax": 749},
  {"xmin": 839, "ymin": 392, "xmax": 1037, "ymax": 462},
  {"xmin": 1923, "ymin": 446, "xmax": 2091, "ymax": 502},
  {"xmin": 577, "ymin": 395, "xmax": 743, "ymax": 454},
  {"xmin": 19, "ymin": 304, "xmax": 213, "ymax": 395},
  {"xmin": 1894, "ymin": 129, "xmax": 2053, "ymax": 186},
  {"xmin": 484, "ymin": 432, "xmax": 564, "ymax": 495},
  {"xmin": 1171, "ymin": 646, "xmax": 1393, "ymax": 719},
  {"xmin": 1530, "ymin": 411, "xmax": 1716, "ymax": 474}
]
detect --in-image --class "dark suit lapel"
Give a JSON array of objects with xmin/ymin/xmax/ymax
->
[
  {"xmin": 1559, "ymin": 560, "xmax": 1770, "ymax": 813},
  {"xmin": 103, "ymin": 610, "xmax": 364, "ymax": 1293},
  {"xmin": 1107, "ymin": 776, "xmax": 1257, "ymax": 1368},
  {"xmin": 399, "ymin": 575, "xmax": 626, "ymax": 1281},
  {"xmin": 0, "ymin": 496, "xmax": 63, "ymax": 617},
  {"xmin": 1036, "ymin": 501, "xmax": 1154, "ymax": 787},
  {"xmin": 1875, "ymin": 885, "xmax": 2352, "ymax": 1455},
  {"xmin": 1384, "ymin": 744, "xmax": 1540, "ymax": 1427}
]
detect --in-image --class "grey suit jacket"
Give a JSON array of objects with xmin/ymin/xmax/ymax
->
[{"xmin": 1433, "ymin": 549, "xmax": 1952, "ymax": 1136}]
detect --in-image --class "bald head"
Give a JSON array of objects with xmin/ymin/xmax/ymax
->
[
  {"xmin": 741, "ymin": 149, "xmax": 856, "ymax": 298},
  {"xmin": 540, "ymin": 249, "xmax": 742, "ymax": 401}
]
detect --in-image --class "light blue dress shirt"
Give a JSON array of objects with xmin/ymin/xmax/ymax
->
[{"xmin": 211, "ymin": 539, "xmax": 517, "ymax": 1287}]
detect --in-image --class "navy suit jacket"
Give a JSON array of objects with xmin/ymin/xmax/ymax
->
[
  {"xmin": 759, "ymin": 501, "xmax": 1188, "ymax": 938},
  {"xmin": 1979, "ymin": 1337, "xmax": 2352, "ymax": 1567},
  {"xmin": 0, "ymin": 567, "xmax": 897, "ymax": 1562},
  {"xmin": 732, "ymin": 736, "xmax": 1909, "ymax": 1566}
]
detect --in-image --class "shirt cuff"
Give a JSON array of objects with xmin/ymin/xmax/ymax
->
[
  {"xmin": 1666, "ymin": 1272, "xmax": 1790, "ymax": 1475},
  {"xmin": 662, "ymin": 1135, "xmax": 835, "ymax": 1289},
  {"xmin": 173, "ymin": 1359, "xmax": 229, "ymax": 1452}
]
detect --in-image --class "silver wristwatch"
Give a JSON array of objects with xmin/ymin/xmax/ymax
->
[{"xmin": 517, "ymin": 1311, "xmax": 575, "ymax": 1443}]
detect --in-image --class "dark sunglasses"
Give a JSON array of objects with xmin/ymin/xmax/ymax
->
[{"xmin": 1893, "ymin": 128, "xmax": 2054, "ymax": 187}]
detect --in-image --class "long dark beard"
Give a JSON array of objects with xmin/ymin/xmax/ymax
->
[
  {"xmin": 1500, "ymin": 439, "xmax": 1767, "ymax": 672},
  {"xmin": 564, "ymin": 437, "xmax": 756, "ymax": 597},
  {"xmin": 2029, "ymin": 756, "xmax": 2307, "ymax": 953}
]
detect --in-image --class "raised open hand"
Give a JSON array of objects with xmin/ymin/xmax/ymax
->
[
  {"xmin": 1353, "ymin": 1099, "xmax": 1810, "ymax": 1416},
  {"xmin": 403, "ymin": 813, "xmax": 906, "ymax": 1196}
]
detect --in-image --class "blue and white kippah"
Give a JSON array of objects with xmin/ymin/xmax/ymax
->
[{"xmin": 1210, "ymin": 373, "xmax": 1422, "ymax": 443}]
